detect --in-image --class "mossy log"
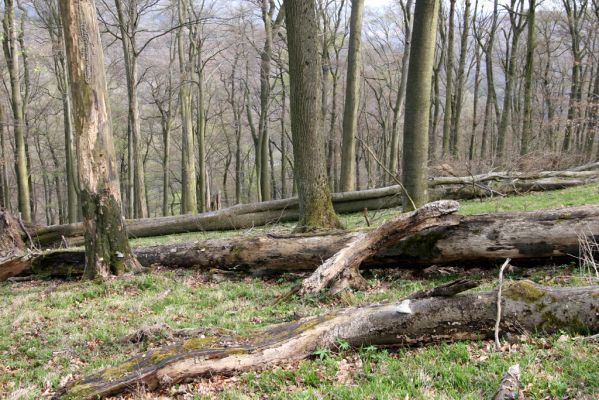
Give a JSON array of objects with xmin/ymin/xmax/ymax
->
[
  {"xmin": 3, "ymin": 204, "xmax": 599, "ymax": 281},
  {"xmin": 57, "ymin": 281, "xmax": 599, "ymax": 399},
  {"xmin": 29, "ymin": 171, "xmax": 598, "ymax": 247}
]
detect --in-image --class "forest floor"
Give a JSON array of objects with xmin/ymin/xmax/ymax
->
[{"xmin": 1, "ymin": 184, "xmax": 599, "ymax": 400}]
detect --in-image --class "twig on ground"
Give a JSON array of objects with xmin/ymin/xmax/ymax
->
[{"xmin": 495, "ymin": 258, "xmax": 512, "ymax": 351}]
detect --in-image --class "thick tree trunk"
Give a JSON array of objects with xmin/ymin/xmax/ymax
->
[
  {"xmin": 401, "ymin": 0, "xmax": 440, "ymax": 210},
  {"xmin": 57, "ymin": 281, "xmax": 599, "ymax": 399},
  {"xmin": 10, "ymin": 204, "xmax": 599, "ymax": 281},
  {"xmin": 284, "ymin": 0, "xmax": 341, "ymax": 231},
  {"xmin": 60, "ymin": 0, "xmax": 139, "ymax": 278}
]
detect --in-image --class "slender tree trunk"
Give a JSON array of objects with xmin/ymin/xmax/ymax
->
[
  {"xmin": 59, "ymin": 0, "xmax": 140, "ymax": 278},
  {"xmin": 284, "ymin": 0, "xmax": 341, "ymax": 231},
  {"xmin": 441, "ymin": 0, "xmax": 456, "ymax": 157},
  {"xmin": 1, "ymin": 0, "xmax": 31, "ymax": 223},
  {"xmin": 450, "ymin": 0, "xmax": 471, "ymax": 157},
  {"xmin": 497, "ymin": 0, "xmax": 525, "ymax": 160},
  {"xmin": 196, "ymin": 68, "xmax": 207, "ymax": 212},
  {"xmin": 0, "ymin": 104, "xmax": 8, "ymax": 209},
  {"xmin": 390, "ymin": 0, "xmax": 414, "ymax": 173},
  {"xmin": 401, "ymin": 0, "xmax": 440, "ymax": 210},
  {"xmin": 178, "ymin": 0, "xmax": 197, "ymax": 214},
  {"xmin": 257, "ymin": 0, "xmax": 275, "ymax": 202},
  {"xmin": 521, "ymin": 0, "xmax": 536, "ymax": 155},
  {"xmin": 340, "ymin": 0, "xmax": 364, "ymax": 192}
]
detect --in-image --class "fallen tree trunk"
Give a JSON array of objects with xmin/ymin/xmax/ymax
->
[
  {"xmin": 4, "ymin": 204, "xmax": 599, "ymax": 281},
  {"xmin": 30, "ymin": 171, "xmax": 598, "ymax": 247},
  {"xmin": 57, "ymin": 281, "xmax": 599, "ymax": 399},
  {"xmin": 293, "ymin": 201, "xmax": 459, "ymax": 295}
]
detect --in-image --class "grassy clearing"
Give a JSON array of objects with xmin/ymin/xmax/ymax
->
[
  {"xmin": 1, "ymin": 265, "xmax": 597, "ymax": 399},
  {"xmin": 2, "ymin": 185, "xmax": 598, "ymax": 399}
]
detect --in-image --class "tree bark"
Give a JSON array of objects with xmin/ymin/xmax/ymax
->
[
  {"xmin": 339, "ymin": 0, "xmax": 364, "ymax": 192},
  {"xmin": 1, "ymin": 0, "xmax": 31, "ymax": 223},
  {"xmin": 520, "ymin": 0, "xmax": 536, "ymax": 156},
  {"xmin": 284, "ymin": 0, "xmax": 341, "ymax": 231},
  {"xmin": 178, "ymin": 0, "xmax": 198, "ymax": 214},
  {"xmin": 401, "ymin": 0, "xmax": 440, "ymax": 209},
  {"xmin": 57, "ymin": 281, "xmax": 599, "ymax": 399},
  {"xmin": 59, "ymin": 0, "xmax": 140, "ymax": 278}
]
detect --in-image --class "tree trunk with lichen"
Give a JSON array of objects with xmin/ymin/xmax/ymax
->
[
  {"xmin": 284, "ymin": 0, "xmax": 341, "ymax": 231},
  {"xmin": 57, "ymin": 281, "xmax": 599, "ymax": 399},
  {"xmin": 59, "ymin": 0, "xmax": 140, "ymax": 279}
]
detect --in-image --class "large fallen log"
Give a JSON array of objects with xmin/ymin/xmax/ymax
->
[
  {"xmin": 57, "ymin": 281, "xmax": 599, "ymax": 399},
  {"xmin": 7, "ymin": 204, "xmax": 598, "ymax": 282},
  {"xmin": 30, "ymin": 170, "xmax": 598, "ymax": 247}
]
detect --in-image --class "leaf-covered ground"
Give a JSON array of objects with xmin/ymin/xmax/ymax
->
[{"xmin": 1, "ymin": 184, "xmax": 598, "ymax": 399}]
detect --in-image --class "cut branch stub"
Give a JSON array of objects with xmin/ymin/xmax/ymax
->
[
  {"xmin": 295, "ymin": 200, "xmax": 460, "ymax": 296},
  {"xmin": 58, "ymin": 281, "xmax": 599, "ymax": 399}
]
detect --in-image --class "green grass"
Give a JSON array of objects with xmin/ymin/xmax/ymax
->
[
  {"xmin": 1, "ymin": 265, "xmax": 597, "ymax": 399},
  {"xmin": 2, "ymin": 184, "xmax": 598, "ymax": 399}
]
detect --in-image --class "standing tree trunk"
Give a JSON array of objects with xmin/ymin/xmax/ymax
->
[
  {"xmin": 340, "ymin": 0, "xmax": 364, "ymax": 192},
  {"xmin": 0, "ymin": 104, "xmax": 8, "ymax": 209},
  {"xmin": 450, "ymin": 0, "xmax": 471, "ymax": 158},
  {"xmin": 59, "ymin": 0, "xmax": 140, "ymax": 278},
  {"xmin": 178, "ymin": 0, "xmax": 197, "ymax": 214},
  {"xmin": 521, "ymin": 0, "xmax": 536, "ymax": 155},
  {"xmin": 1, "ymin": 0, "xmax": 31, "ymax": 223},
  {"xmin": 389, "ymin": 0, "xmax": 414, "ymax": 173},
  {"xmin": 441, "ymin": 0, "xmax": 456, "ymax": 157},
  {"xmin": 284, "ymin": 0, "xmax": 341, "ymax": 231},
  {"xmin": 497, "ymin": 0, "xmax": 526, "ymax": 160},
  {"xmin": 401, "ymin": 0, "xmax": 440, "ymax": 210}
]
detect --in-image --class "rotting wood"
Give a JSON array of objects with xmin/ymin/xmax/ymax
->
[
  {"xmin": 56, "ymin": 281, "xmax": 599, "ymax": 399},
  {"xmin": 4, "ymin": 204, "xmax": 599, "ymax": 282},
  {"xmin": 292, "ymin": 200, "xmax": 460, "ymax": 296},
  {"xmin": 29, "ymin": 169, "xmax": 598, "ymax": 247}
]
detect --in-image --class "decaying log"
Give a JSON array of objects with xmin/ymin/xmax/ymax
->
[
  {"xmin": 294, "ymin": 201, "xmax": 459, "ymax": 296},
  {"xmin": 493, "ymin": 364, "xmax": 521, "ymax": 400},
  {"xmin": 29, "ymin": 170, "xmax": 598, "ymax": 247},
  {"xmin": 57, "ymin": 281, "xmax": 599, "ymax": 399},
  {"xmin": 0, "ymin": 209, "xmax": 34, "ymax": 281},
  {"xmin": 4, "ymin": 204, "xmax": 599, "ymax": 282}
]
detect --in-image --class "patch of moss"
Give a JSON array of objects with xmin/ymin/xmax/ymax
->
[
  {"xmin": 63, "ymin": 383, "xmax": 97, "ymax": 399},
  {"xmin": 182, "ymin": 337, "xmax": 217, "ymax": 350},
  {"xmin": 504, "ymin": 280, "xmax": 545, "ymax": 303},
  {"xmin": 541, "ymin": 311, "xmax": 587, "ymax": 333},
  {"xmin": 150, "ymin": 348, "xmax": 178, "ymax": 362},
  {"xmin": 101, "ymin": 360, "xmax": 137, "ymax": 380},
  {"xmin": 224, "ymin": 347, "xmax": 248, "ymax": 356}
]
